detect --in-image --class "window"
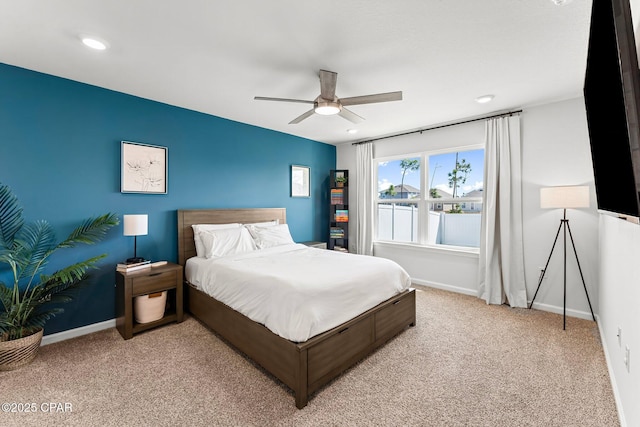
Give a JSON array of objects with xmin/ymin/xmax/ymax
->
[
  {"xmin": 375, "ymin": 147, "xmax": 484, "ymax": 249},
  {"xmin": 377, "ymin": 157, "xmax": 421, "ymax": 243}
]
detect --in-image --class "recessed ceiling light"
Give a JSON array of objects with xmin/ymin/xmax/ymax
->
[
  {"xmin": 550, "ymin": 0, "xmax": 573, "ymax": 5},
  {"xmin": 347, "ymin": 129, "xmax": 358, "ymax": 134},
  {"xmin": 475, "ymin": 95, "xmax": 495, "ymax": 104},
  {"xmin": 81, "ymin": 37, "xmax": 107, "ymax": 50}
]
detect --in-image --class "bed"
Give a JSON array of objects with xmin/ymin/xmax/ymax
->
[{"xmin": 177, "ymin": 208, "xmax": 416, "ymax": 409}]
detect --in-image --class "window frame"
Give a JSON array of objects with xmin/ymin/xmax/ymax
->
[{"xmin": 374, "ymin": 143, "xmax": 484, "ymax": 251}]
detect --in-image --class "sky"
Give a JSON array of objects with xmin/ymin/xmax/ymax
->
[{"xmin": 377, "ymin": 149, "xmax": 484, "ymax": 197}]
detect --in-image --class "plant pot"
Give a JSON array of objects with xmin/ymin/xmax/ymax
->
[
  {"xmin": 336, "ymin": 182, "xmax": 344, "ymax": 187},
  {"xmin": 0, "ymin": 328, "xmax": 43, "ymax": 371},
  {"xmin": 134, "ymin": 291, "xmax": 167, "ymax": 324}
]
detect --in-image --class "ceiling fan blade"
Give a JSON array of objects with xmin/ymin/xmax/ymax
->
[
  {"xmin": 340, "ymin": 91, "xmax": 403, "ymax": 106},
  {"xmin": 254, "ymin": 96, "xmax": 314, "ymax": 105},
  {"xmin": 319, "ymin": 70, "xmax": 337, "ymax": 101},
  {"xmin": 338, "ymin": 107, "xmax": 365, "ymax": 124},
  {"xmin": 289, "ymin": 109, "xmax": 316, "ymax": 124}
]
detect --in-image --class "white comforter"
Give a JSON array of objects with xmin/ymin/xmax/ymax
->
[{"xmin": 185, "ymin": 243, "xmax": 411, "ymax": 342}]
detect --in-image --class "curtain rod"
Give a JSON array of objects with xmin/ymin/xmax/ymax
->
[{"xmin": 351, "ymin": 109, "xmax": 522, "ymax": 145}]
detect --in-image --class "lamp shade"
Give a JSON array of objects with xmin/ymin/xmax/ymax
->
[
  {"xmin": 540, "ymin": 186, "xmax": 590, "ymax": 209},
  {"xmin": 123, "ymin": 214, "xmax": 148, "ymax": 236}
]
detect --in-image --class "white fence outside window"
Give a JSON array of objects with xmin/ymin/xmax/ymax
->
[{"xmin": 377, "ymin": 204, "xmax": 481, "ymax": 248}]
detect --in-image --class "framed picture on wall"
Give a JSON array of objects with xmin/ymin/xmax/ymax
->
[
  {"xmin": 291, "ymin": 165, "xmax": 310, "ymax": 198},
  {"xmin": 121, "ymin": 141, "xmax": 168, "ymax": 194}
]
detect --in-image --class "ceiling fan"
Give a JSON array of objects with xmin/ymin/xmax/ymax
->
[{"xmin": 254, "ymin": 69, "xmax": 403, "ymax": 124}]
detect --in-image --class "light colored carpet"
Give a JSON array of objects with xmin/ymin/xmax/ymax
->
[{"xmin": 0, "ymin": 286, "xmax": 619, "ymax": 426}]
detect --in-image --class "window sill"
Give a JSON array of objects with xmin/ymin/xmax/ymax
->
[{"xmin": 373, "ymin": 240, "xmax": 479, "ymax": 258}]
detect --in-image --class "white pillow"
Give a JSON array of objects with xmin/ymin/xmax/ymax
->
[
  {"xmin": 192, "ymin": 223, "xmax": 242, "ymax": 258},
  {"xmin": 200, "ymin": 226, "xmax": 257, "ymax": 259},
  {"xmin": 244, "ymin": 220, "xmax": 279, "ymax": 239},
  {"xmin": 249, "ymin": 223, "xmax": 295, "ymax": 249}
]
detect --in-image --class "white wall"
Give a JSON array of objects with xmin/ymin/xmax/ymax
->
[
  {"xmin": 521, "ymin": 98, "xmax": 600, "ymax": 319},
  {"xmin": 373, "ymin": 242, "xmax": 480, "ymax": 295},
  {"xmin": 598, "ymin": 214, "xmax": 640, "ymax": 427},
  {"xmin": 337, "ymin": 97, "xmax": 600, "ymax": 316}
]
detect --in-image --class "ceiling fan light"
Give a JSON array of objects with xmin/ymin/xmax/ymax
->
[{"xmin": 315, "ymin": 100, "xmax": 341, "ymax": 115}]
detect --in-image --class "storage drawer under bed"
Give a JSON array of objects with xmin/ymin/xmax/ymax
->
[
  {"xmin": 307, "ymin": 315, "xmax": 374, "ymax": 386},
  {"xmin": 374, "ymin": 290, "xmax": 416, "ymax": 342}
]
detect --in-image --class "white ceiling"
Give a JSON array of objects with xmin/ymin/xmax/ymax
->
[{"xmin": 0, "ymin": 0, "xmax": 595, "ymax": 145}]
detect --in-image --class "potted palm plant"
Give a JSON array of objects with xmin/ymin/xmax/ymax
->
[{"xmin": 0, "ymin": 182, "xmax": 118, "ymax": 370}]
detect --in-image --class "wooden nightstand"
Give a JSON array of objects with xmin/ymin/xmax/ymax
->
[
  {"xmin": 115, "ymin": 262, "xmax": 183, "ymax": 340},
  {"xmin": 301, "ymin": 241, "xmax": 328, "ymax": 249}
]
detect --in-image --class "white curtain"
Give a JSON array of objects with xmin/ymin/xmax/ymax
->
[
  {"xmin": 355, "ymin": 142, "xmax": 374, "ymax": 255},
  {"xmin": 478, "ymin": 115, "xmax": 527, "ymax": 307}
]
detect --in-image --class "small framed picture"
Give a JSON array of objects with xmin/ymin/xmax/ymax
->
[
  {"xmin": 291, "ymin": 165, "xmax": 310, "ymax": 198},
  {"xmin": 121, "ymin": 141, "xmax": 168, "ymax": 194}
]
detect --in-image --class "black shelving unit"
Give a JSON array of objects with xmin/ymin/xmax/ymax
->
[{"xmin": 329, "ymin": 169, "xmax": 349, "ymax": 252}]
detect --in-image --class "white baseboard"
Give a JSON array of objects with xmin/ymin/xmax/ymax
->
[
  {"xmin": 411, "ymin": 278, "xmax": 478, "ymax": 297},
  {"xmin": 596, "ymin": 315, "xmax": 627, "ymax": 427},
  {"xmin": 413, "ymin": 279, "xmax": 596, "ymax": 320},
  {"xmin": 527, "ymin": 301, "xmax": 595, "ymax": 321},
  {"xmin": 41, "ymin": 319, "xmax": 116, "ymax": 346}
]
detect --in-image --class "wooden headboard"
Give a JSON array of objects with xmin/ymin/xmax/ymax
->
[{"xmin": 176, "ymin": 208, "xmax": 287, "ymax": 266}]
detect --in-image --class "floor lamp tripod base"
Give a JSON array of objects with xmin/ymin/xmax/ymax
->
[{"xmin": 529, "ymin": 210, "xmax": 596, "ymax": 330}]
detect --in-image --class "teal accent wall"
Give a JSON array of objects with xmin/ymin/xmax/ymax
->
[{"xmin": 0, "ymin": 63, "xmax": 335, "ymax": 335}]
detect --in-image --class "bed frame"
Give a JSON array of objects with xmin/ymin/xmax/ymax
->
[{"xmin": 177, "ymin": 208, "xmax": 416, "ymax": 409}]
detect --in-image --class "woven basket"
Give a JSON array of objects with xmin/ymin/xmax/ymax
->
[{"xmin": 0, "ymin": 328, "xmax": 43, "ymax": 371}]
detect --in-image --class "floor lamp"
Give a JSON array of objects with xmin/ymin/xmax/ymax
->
[{"xmin": 529, "ymin": 186, "xmax": 595, "ymax": 330}]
